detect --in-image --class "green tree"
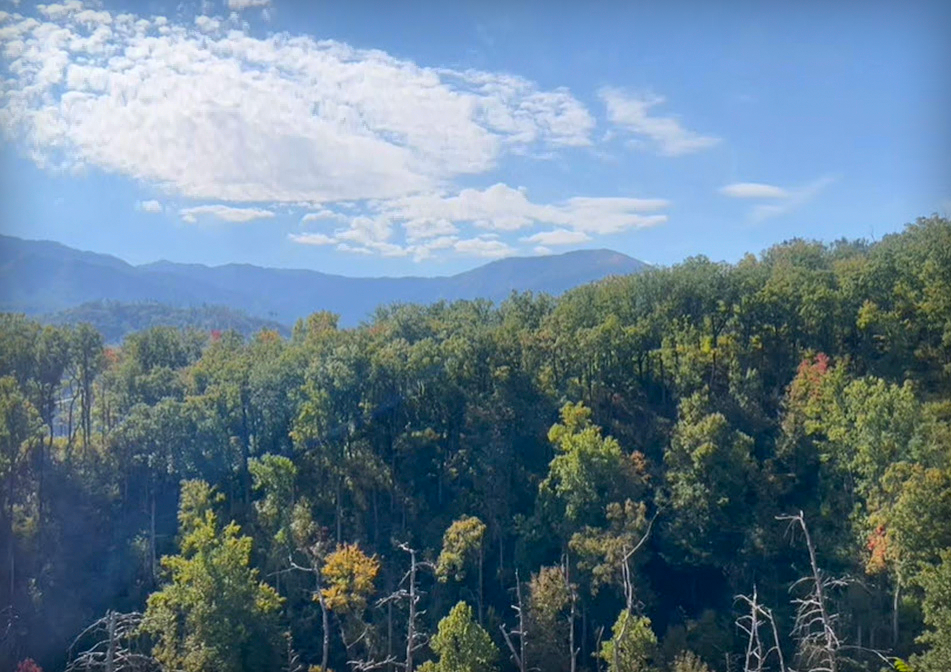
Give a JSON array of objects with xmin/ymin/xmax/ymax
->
[
  {"xmin": 140, "ymin": 480, "xmax": 283, "ymax": 672},
  {"xmin": 599, "ymin": 611, "xmax": 657, "ymax": 672},
  {"xmin": 249, "ymin": 453, "xmax": 298, "ymax": 588},
  {"xmin": 437, "ymin": 515, "xmax": 487, "ymax": 623},
  {"xmin": 663, "ymin": 390, "xmax": 755, "ymax": 566},
  {"xmin": 539, "ymin": 402, "xmax": 644, "ymax": 537},
  {"xmin": 419, "ymin": 601, "xmax": 498, "ymax": 672},
  {"xmin": 911, "ymin": 550, "xmax": 951, "ymax": 672}
]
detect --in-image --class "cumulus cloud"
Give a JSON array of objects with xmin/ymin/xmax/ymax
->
[
  {"xmin": 599, "ymin": 87, "xmax": 720, "ymax": 156},
  {"xmin": 454, "ymin": 236, "xmax": 516, "ymax": 259},
  {"xmin": 0, "ymin": 3, "xmax": 595, "ymax": 205},
  {"xmin": 301, "ymin": 210, "xmax": 346, "ymax": 224},
  {"xmin": 179, "ymin": 204, "xmax": 275, "ymax": 223},
  {"xmin": 719, "ymin": 176, "xmax": 835, "ymax": 223},
  {"xmin": 378, "ymin": 184, "xmax": 668, "ymax": 237},
  {"xmin": 719, "ymin": 182, "xmax": 789, "ymax": 199},
  {"xmin": 0, "ymin": 3, "xmax": 676, "ymax": 263},
  {"xmin": 289, "ymin": 183, "xmax": 668, "ymax": 261},
  {"xmin": 136, "ymin": 199, "xmax": 163, "ymax": 213}
]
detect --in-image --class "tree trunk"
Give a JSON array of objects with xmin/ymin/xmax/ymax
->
[
  {"xmin": 892, "ymin": 575, "xmax": 901, "ymax": 647},
  {"xmin": 106, "ymin": 610, "xmax": 116, "ymax": 672},
  {"xmin": 477, "ymin": 542, "xmax": 484, "ymax": 626},
  {"xmin": 318, "ymin": 581, "xmax": 330, "ymax": 671},
  {"xmin": 517, "ymin": 569, "xmax": 527, "ymax": 672},
  {"xmin": 406, "ymin": 548, "xmax": 417, "ymax": 672},
  {"xmin": 150, "ymin": 484, "xmax": 157, "ymax": 584}
]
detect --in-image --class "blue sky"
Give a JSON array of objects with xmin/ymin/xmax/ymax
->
[{"xmin": 1, "ymin": 0, "xmax": 948, "ymax": 277}]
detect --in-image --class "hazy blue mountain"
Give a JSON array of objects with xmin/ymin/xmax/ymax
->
[{"xmin": 1, "ymin": 234, "xmax": 649, "ymax": 326}]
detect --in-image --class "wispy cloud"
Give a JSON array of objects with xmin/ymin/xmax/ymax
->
[
  {"xmin": 718, "ymin": 176, "xmax": 836, "ymax": 223},
  {"xmin": 521, "ymin": 228, "xmax": 591, "ymax": 246},
  {"xmin": 288, "ymin": 232, "xmax": 335, "ymax": 246},
  {"xmin": 599, "ymin": 87, "xmax": 720, "ymax": 156},
  {"xmin": 136, "ymin": 199, "xmax": 163, "ymax": 213},
  {"xmin": 226, "ymin": 0, "xmax": 270, "ymax": 9},
  {"xmin": 719, "ymin": 183, "xmax": 789, "ymax": 199},
  {"xmin": 180, "ymin": 205, "xmax": 275, "ymax": 223}
]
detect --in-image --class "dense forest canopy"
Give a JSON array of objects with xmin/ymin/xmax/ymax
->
[
  {"xmin": 1, "ymin": 216, "xmax": 950, "ymax": 672},
  {"xmin": 42, "ymin": 301, "xmax": 291, "ymax": 345}
]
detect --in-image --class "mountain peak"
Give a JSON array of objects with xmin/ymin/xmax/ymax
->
[{"xmin": 0, "ymin": 235, "xmax": 649, "ymax": 326}]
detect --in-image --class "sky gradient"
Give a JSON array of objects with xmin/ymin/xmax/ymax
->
[{"xmin": 1, "ymin": 0, "xmax": 949, "ymax": 276}]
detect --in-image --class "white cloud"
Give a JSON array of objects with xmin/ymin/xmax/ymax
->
[
  {"xmin": 288, "ymin": 183, "xmax": 668, "ymax": 261},
  {"xmin": 454, "ymin": 236, "xmax": 515, "ymax": 259},
  {"xmin": 747, "ymin": 176, "xmax": 836, "ymax": 223},
  {"xmin": 599, "ymin": 87, "xmax": 720, "ymax": 156},
  {"xmin": 300, "ymin": 209, "xmax": 347, "ymax": 225},
  {"xmin": 179, "ymin": 204, "xmax": 275, "ymax": 223},
  {"xmin": 288, "ymin": 232, "xmax": 334, "ymax": 246},
  {"xmin": 533, "ymin": 245, "xmax": 553, "ymax": 255},
  {"xmin": 521, "ymin": 228, "xmax": 590, "ymax": 246},
  {"xmin": 227, "ymin": 0, "xmax": 270, "ymax": 9},
  {"xmin": 0, "ymin": 5, "xmax": 595, "ymax": 205},
  {"xmin": 719, "ymin": 182, "xmax": 789, "ymax": 199},
  {"xmin": 379, "ymin": 184, "xmax": 668, "ymax": 237},
  {"xmin": 136, "ymin": 199, "xmax": 163, "ymax": 213}
]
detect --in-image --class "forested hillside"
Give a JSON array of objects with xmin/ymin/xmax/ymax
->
[
  {"xmin": 2, "ymin": 216, "xmax": 950, "ymax": 672},
  {"xmin": 42, "ymin": 301, "xmax": 290, "ymax": 344}
]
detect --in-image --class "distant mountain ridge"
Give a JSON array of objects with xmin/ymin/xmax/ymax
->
[{"xmin": 0, "ymin": 234, "xmax": 649, "ymax": 327}]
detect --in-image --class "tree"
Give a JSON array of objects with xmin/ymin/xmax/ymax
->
[
  {"xmin": 525, "ymin": 564, "xmax": 573, "ymax": 672},
  {"xmin": 778, "ymin": 512, "xmax": 845, "ymax": 672},
  {"xmin": 599, "ymin": 611, "xmax": 657, "ymax": 672},
  {"xmin": 671, "ymin": 651, "xmax": 711, "ymax": 672},
  {"xmin": 911, "ymin": 550, "xmax": 951, "ymax": 672},
  {"xmin": 663, "ymin": 390, "xmax": 755, "ymax": 566},
  {"xmin": 249, "ymin": 454, "xmax": 298, "ymax": 589},
  {"xmin": 436, "ymin": 516, "xmax": 487, "ymax": 623},
  {"xmin": 320, "ymin": 542, "xmax": 381, "ymax": 664},
  {"xmin": 419, "ymin": 601, "xmax": 498, "ymax": 672},
  {"xmin": 71, "ymin": 324, "xmax": 104, "ymax": 453},
  {"xmin": 140, "ymin": 480, "xmax": 284, "ymax": 672},
  {"xmin": 0, "ymin": 375, "xmax": 42, "ymax": 608},
  {"xmin": 539, "ymin": 402, "xmax": 644, "ymax": 537}
]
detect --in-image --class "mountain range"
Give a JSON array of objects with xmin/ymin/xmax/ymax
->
[{"xmin": 0, "ymin": 234, "xmax": 648, "ymax": 331}]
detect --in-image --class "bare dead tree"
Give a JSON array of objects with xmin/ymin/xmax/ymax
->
[
  {"xmin": 562, "ymin": 555, "xmax": 579, "ymax": 672},
  {"xmin": 376, "ymin": 541, "xmax": 433, "ymax": 672},
  {"xmin": 620, "ymin": 511, "xmax": 658, "ymax": 614},
  {"xmin": 288, "ymin": 539, "xmax": 332, "ymax": 672},
  {"xmin": 593, "ymin": 625, "xmax": 605, "ymax": 672},
  {"xmin": 610, "ymin": 511, "xmax": 658, "ymax": 672},
  {"xmin": 499, "ymin": 568, "xmax": 527, "ymax": 672},
  {"xmin": 284, "ymin": 631, "xmax": 305, "ymax": 672},
  {"xmin": 735, "ymin": 585, "xmax": 787, "ymax": 672},
  {"xmin": 778, "ymin": 511, "xmax": 847, "ymax": 672},
  {"xmin": 65, "ymin": 611, "xmax": 158, "ymax": 672}
]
